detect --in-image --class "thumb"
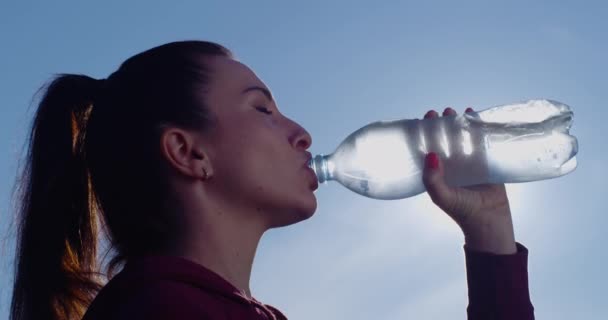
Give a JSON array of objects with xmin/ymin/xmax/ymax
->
[{"xmin": 422, "ymin": 152, "xmax": 457, "ymax": 214}]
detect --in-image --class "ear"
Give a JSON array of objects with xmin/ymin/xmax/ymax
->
[{"xmin": 160, "ymin": 127, "xmax": 212, "ymax": 179}]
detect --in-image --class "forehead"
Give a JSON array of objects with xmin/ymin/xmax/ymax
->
[{"xmin": 206, "ymin": 56, "xmax": 265, "ymax": 92}]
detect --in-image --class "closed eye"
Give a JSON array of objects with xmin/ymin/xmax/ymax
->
[{"xmin": 255, "ymin": 106, "xmax": 273, "ymax": 115}]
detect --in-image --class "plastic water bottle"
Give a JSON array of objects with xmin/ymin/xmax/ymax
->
[{"xmin": 309, "ymin": 99, "xmax": 578, "ymax": 200}]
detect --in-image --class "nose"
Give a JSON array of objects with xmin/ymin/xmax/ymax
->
[{"xmin": 289, "ymin": 121, "xmax": 312, "ymax": 151}]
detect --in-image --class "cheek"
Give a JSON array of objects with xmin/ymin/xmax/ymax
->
[
  {"xmin": 215, "ymin": 137, "xmax": 278, "ymax": 188},
  {"xmin": 230, "ymin": 117, "xmax": 282, "ymax": 150},
  {"xmin": 265, "ymin": 115, "xmax": 280, "ymax": 127},
  {"xmin": 214, "ymin": 117, "xmax": 290, "ymax": 186}
]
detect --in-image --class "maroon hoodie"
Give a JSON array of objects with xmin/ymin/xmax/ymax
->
[{"xmin": 83, "ymin": 243, "xmax": 534, "ymax": 320}]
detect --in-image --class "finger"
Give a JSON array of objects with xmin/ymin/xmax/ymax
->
[
  {"xmin": 424, "ymin": 110, "xmax": 439, "ymax": 119},
  {"xmin": 465, "ymin": 107, "xmax": 474, "ymax": 113},
  {"xmin": 422, "ymin": 152, "xmax": 456, "ymax": 214},
  {"xmin": 442, "ymin": 107, "xmax": 457, "ymax": 116},
  {"xmin": 422, "ymin": 153, "xmax": 476, "ymax": 224}
]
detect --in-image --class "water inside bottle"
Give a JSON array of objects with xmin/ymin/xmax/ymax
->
[
  {"xmin": 473, "ymin": 100, "xmax": 578, "ymax": 183},
  {"xmin": 311, "ymin": 99, "xmax": 578, "ymax": 200}
]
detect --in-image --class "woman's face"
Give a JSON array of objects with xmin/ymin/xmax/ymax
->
[{"xmin": 200, "ymin": 56, "xmax": 318, "ymax": 228}]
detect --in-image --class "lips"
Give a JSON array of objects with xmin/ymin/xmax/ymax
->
[
  {"xmin": 305, "ymin": 166, "xmax": 319, "ymax": 190},
  {"xmin": 301, "ymin": 152, "xmax": 318, "ymax": 190},
  {"xmin": 303, "ymin": 152, "xmax": 312, "ymax": 168}
]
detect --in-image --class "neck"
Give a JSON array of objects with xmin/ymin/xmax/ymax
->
[{"xmin": 169, "ymin": 201, "xmax": 267, "ymax": 298}]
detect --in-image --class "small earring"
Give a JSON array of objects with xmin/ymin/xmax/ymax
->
[{"xmin": 202, "ymin": 168, "xmax": 209, "ymax": 180}]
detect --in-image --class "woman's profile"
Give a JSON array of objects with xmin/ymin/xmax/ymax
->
[{"xmin": 10, "ymin": 41, "xmax": 535, "ymax": 320}]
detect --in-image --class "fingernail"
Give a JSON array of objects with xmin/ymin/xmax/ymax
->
[
  {"xmin": 426, "ymin": 152, "xmax": 439, "ymax": 170},
  {"xmin": 424, "ymin": 110, "xmax": 437, "ymax": 119},
  {"xmin": 443, "ymin": 107, "xmax": 454, "ymax": 116},
  {"xmin": 465, "ymin": 107, "xmax": 474, "ymax": 113}
]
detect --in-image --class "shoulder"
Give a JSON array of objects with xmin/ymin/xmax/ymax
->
[
  {"xmin": 84, "ymin": 256, "xmax": 272, "ymax": 320},
  {"xmin": 85, "ymin": 279, "xmax": 218, "ymax": 320},
  {"xmin": 123, "ymin": 280, "xmax": 215, "ymax": 319},
  {"xmin": 264, "ymin": 304, "xmax": 289, "ymax": 320}
]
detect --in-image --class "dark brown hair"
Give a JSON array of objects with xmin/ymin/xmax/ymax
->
[{"xmin": 10, "ymin": 41, "xmax": 232, "ymax": 320}]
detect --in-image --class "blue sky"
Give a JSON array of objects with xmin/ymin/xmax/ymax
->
[{"xmin": 1, "ymin": 1, "xmax": 607, "ymax": 319}]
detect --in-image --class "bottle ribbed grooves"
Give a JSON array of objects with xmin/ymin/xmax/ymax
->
[{"xmin": 309, "ymin": 154, "xmax": 329, "ymax": 183}]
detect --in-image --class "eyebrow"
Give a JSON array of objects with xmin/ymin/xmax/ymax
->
[{"xmin": 242, "ymin": 86, "xmax": 274, "ymax": 102}]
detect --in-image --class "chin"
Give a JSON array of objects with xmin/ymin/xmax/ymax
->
[
  {"xmin": 296, "ymin": 201, "xmax": 317, "ymax": 221},
  {"xmin": 297, "ymin": 193, "xmax": 318, "ymax": 220},
  {"xmin": 270, "ymin": 196, "xmax": 317, "ymax": 228}
]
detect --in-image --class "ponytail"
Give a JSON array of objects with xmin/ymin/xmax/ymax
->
[
  {"xmin": 11, "ymin": 40, "xmax": 234, "ymax": 320},
  {"xmin": 11, "ymin": 74, "xmax": 104, "ymax": 320}
]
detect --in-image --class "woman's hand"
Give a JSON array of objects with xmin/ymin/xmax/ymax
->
[{"xmin": 421, "ymin": 107, "xmax": 517, "ymax": 254}]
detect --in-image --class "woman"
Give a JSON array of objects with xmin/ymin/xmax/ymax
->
[{"xmin": 11, "ymin": 41, "xmax": 534, "ymax": 320}]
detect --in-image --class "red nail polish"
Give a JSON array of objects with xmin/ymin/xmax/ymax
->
[
  {"xmin": 465, "ymin": 107, "xmax": 474, "ymax": 113},
  {"xmin": 426, "ymin": 152, "xmax": 439, "ymax": 169}
]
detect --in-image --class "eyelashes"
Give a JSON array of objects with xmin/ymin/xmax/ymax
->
[{"xmin": 255, "ymin": 106, "xmax": 273, "ymax": 115}]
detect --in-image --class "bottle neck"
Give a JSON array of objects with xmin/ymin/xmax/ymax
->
[{"xmin": 309, "ymin": 154, "xmax": 333, "ymax": 183}]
